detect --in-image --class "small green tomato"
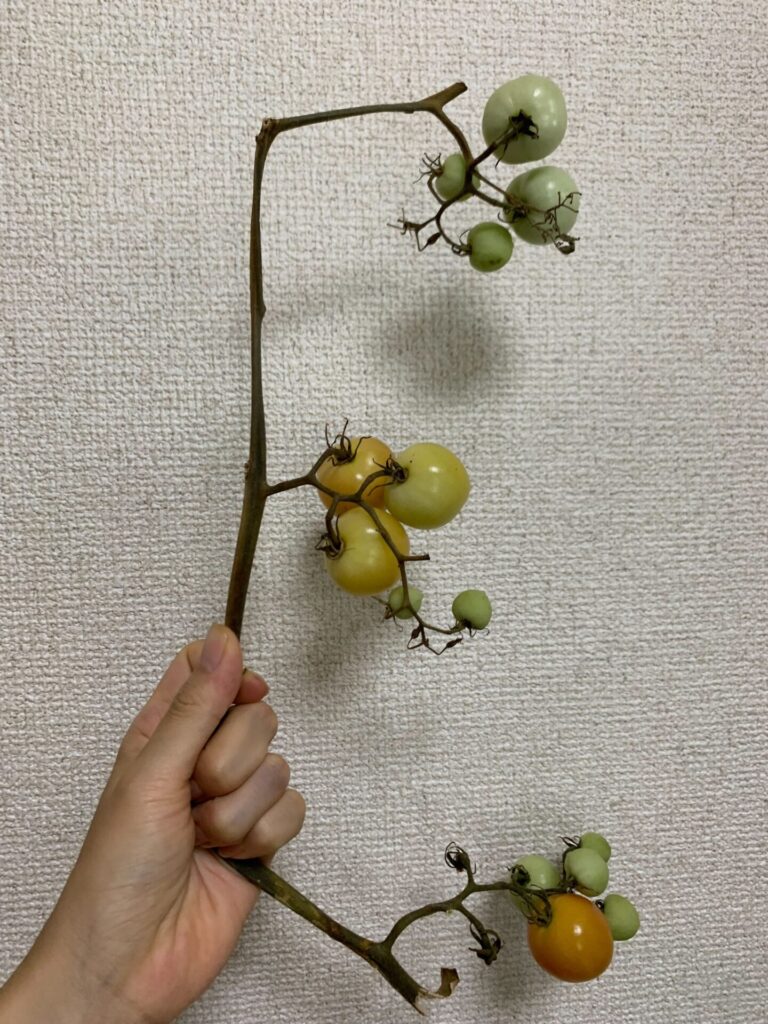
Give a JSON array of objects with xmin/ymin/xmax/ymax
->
[
  {"xmin": 510, "ymin": 854, "xmax": 561, "ymax": 913},
  {"xmin": 579, "ymin": 831, "xmax": 611, "ymax": 862},
  {"xmin": 467, "ymin": 222, "xmax": 514, "ymax": 273},
  {"xmin": 435, "ymin": 153, "xmax": 481, "ymax": 202},
  {"xmin": 513, "ymin": 854, "xmax": 561, "ymax": 890},
  {"xmin": 387, "ymin": 584, "xmax": 424, "ymax": 619},
  {"xmin": 564, "ymin": 846, "xmax": 609, "ymax": 898},
  {"xmin": 452, "ymin": 589, "xmax": 492, "ymax": 630},
  {"xmin": 601, "ymin": 894, "xmax": 640, "ymax": 940}
]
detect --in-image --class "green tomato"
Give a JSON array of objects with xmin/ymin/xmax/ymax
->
[
  {"xmin": 513, "ymin": 854, "xmax": 561, "ymax": 890},
  {"xmin": 467, "ymin": 222, "xmax": 514, "ymax": 273},
  {"xmin": 503, "ymin": 166, "xmax": 580, "ymax": 245},
  {"xmin": 387, "ymin": 584, "xmax": 424, "ymax": 619},
  {"xmin": 510, "ymin": 854, "xmax": 561, "ymax": 913},
  {"xmin": 579, "ymin": 831, "xmax": 611, "ymax": 862},
  {"xmin": 385, "ymin": 442, "xmax": 470, "ymax": 529},
  {"xmin": 452, "ymin": 589, "xmax": 492, "ymax": 630},
  {"xmin": 601, "ymin": 894, "xmax": 640, "ymax": 941},
  {"xmin": 482, "ymin": 74, "xmax": 567, "ymax": 164},
  {"xmin": 434, "ymin": 153, "xmax": 480, "ymax": 202},
  {"xmin": 564, "ymin": 847, "xmax": 609, "ymax": 898}
]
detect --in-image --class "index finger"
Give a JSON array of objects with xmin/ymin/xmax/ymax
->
[{"xmin": 118, "ymin": 639, "xmax": 269, "ymax": 764}]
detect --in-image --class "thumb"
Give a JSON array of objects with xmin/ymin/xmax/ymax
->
[{"xmin": 138, "ymin": 623, "xmax": 243, "ymax": 782}]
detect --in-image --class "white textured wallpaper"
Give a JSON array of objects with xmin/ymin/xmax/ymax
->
[{"xmin": 1, "ymin": 1, "xmax": 766, "ymax": 1022}]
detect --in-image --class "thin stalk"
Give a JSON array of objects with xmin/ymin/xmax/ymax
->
[{"xmin": 222, "ymin": 856, "xmax": 458, "ymax": 1012}]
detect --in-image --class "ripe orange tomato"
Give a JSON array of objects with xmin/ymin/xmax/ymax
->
[
  {"xmin": 527, "ymin": 892, "xmax": 613, "ymax": 982},
  {"xmin": 316, "ymin": 437, "xmax": 392, "ymax": 515},
  {"xmin": 325, "ymin": 507, "xmax": 409, "ymax": 596}
]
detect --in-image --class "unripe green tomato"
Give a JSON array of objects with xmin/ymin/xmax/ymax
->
[
  {"xmin": 452, "ymin": 589, "xmax": 492, "ymax": 630},
  {"xmin": 435, "ymin": 153, "xmax": 480, "ymax": 202},
  {"xmin": 482, "ymin": 74, "xmax": 567, "ymax": 164},
  {"xmin": 503, "ymin": 166, "xmax": 580, "ymax": 245},
  {"xmin": 387, "ymin": 584, "xmax": 424, "ymax": 619},
  {"xmin": 467, "ymin": 222, "xmax": 514, "ymax": 273},
  {"xmin": 601, "ymin": 894, "xmax": 640, "ymax": 941},
  {"xmin": 510, "ymin": 854, "xmax": 561, "ymax": 912},
  {"xmin": 513, "ymin": 854, "xmax": 561, "ymax": 891},
  {"xmin": 384, "ymin": 442, "xmax": 470, "ymax": 529},
  {"xmin": 579, "ymin": 831, "xmax": 611, "ymax": 862},
  {"xmin": 564, "ymin": 847, "xmax": 609, "ymax": 898}
]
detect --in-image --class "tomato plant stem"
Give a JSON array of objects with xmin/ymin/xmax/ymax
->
[
  {"xmin": 222, "ymin": 850, "xmax": 556, "ymax": 1011},
  {"xmin": 224, "ymin": 81, "xmax": 469, "ymax": 639},
  {"xmin": 220, "ymin": 83, "xmax": 510, "ymax": 1010}
]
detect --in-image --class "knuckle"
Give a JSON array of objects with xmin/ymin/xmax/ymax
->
[
  {"xmin": 286, "ymin": 788, "xmax": 307, "ymax": 832},
  {"xmin": 199, "ymin": 751, "xmax": 235, "ymax": 795},
  {"xmin": 115, "ymin": 733, "xmax": 135, "ymax": 764},
  {"xmin": 196, "ymin": 802, "xmax": 240, "ymax": 847},
  {"xmin": 217, "ymin": 819, "xmax": 244, "ymax": 847},
  {"xmin": 193, "ymin": 753, "xmax": 219, "ymax": 795},
  {"xmin": 264, "ymin": 752, "xmax": 291, "ymax": 789},
  {"xmin": 168, "ymin": 682, "xmax": 205, "ymax": 722},
  {"xmin": 100, "ymin": 764, "xmax": 130, "ymax": 805},
  {"xmin": 253, "ymin": 701, "xmax": 278, "ymax": 737},
  {"xmin": 250, "ymin": 820, "xmax": 278, "ymax": 857}
]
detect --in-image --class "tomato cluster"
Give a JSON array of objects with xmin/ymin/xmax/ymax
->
[
  {"xmin": 509, "ymin": 832, "xmax": 640, "ymax": 983},
  {"xmin": 314, "ymin": 433, "xmax": 491, "ymax": 642},
  {"xmin": 428, "ymin": 74, "xmax": 580, "ymax": 271}
]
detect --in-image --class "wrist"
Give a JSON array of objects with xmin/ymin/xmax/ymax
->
[{"xmin": 0, "ymin": 929, "xmax": 149, "ymax": 1024}]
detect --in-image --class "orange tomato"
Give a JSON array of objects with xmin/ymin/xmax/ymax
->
[
  {"xmin": 316, "ymin": 436, "xmax": 392, "ymax": 515},
  {"xmin": 527, "ymin": 892, "xmax": 613, "ymax": 982}
]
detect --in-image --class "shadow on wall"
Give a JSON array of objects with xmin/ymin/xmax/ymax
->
[
  {"xmin": 259, "ymin": 261, "xmax": 523, "ymax": 408},
  {"xmin": 376, "ymin": 282, "xmax": 522, "ymax": 404}
]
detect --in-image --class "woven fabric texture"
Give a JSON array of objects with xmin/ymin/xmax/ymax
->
[{"xmin": 1, "ymin": 2, "xmax": 766, "ymax": 1021}]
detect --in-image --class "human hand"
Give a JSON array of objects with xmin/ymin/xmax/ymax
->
[{"xmin": 0, "ymin": 623, "xmax": 305, "ymax": 1024}]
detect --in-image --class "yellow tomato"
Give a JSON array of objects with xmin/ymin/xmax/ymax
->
[
  {"xmin": 316, "ymin": 436, "xmax": 392, "ymax": 515},
  {"xmin": 384, "ymin": 443, "xmax": 470, "ymax": 529},
  {"xmin": 325, "ymin": 507, "xmax": 409, "ymax": 596}
]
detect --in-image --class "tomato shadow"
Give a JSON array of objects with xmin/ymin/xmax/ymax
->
[
  {"xmin": 376, "ymin": 282, "xmax": 523, "ymax": 403},
  {"xmin": 479, "ymin": 889, "xmax": 556, "ymax": 1014},
  {"xmin": 285, "ymin": 520, "xmax": 387, "ymax": 696},
  {"xmin": 254, "ymin": 260, "xmax": 524, "ymax": 408}
]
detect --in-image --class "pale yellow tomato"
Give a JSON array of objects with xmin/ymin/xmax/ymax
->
[
  {"xmin": 325, "ymin": 507, "xmax": 409, "ymax": 596},
  {"xmin": 384, "ymin": 443, "xmax": 470, "ymax": 529},
  {"xmin": 316, "ymin": 436, "xmax": 392, "ymax": 515}
]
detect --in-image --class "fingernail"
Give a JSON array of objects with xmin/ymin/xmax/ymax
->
[{"xmin": 201, "ymin": 623, "xmax": 228, "ymax": 671}]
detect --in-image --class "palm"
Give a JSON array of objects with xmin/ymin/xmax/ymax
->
[{"xmin": 126, "ymin": 848, "xmax": 258, "ymax": 1021}]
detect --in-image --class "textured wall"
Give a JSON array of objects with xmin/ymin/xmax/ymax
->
[{"xmin": 1, "ymin": 1, "xmax": 766, "ymax": 1021}]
